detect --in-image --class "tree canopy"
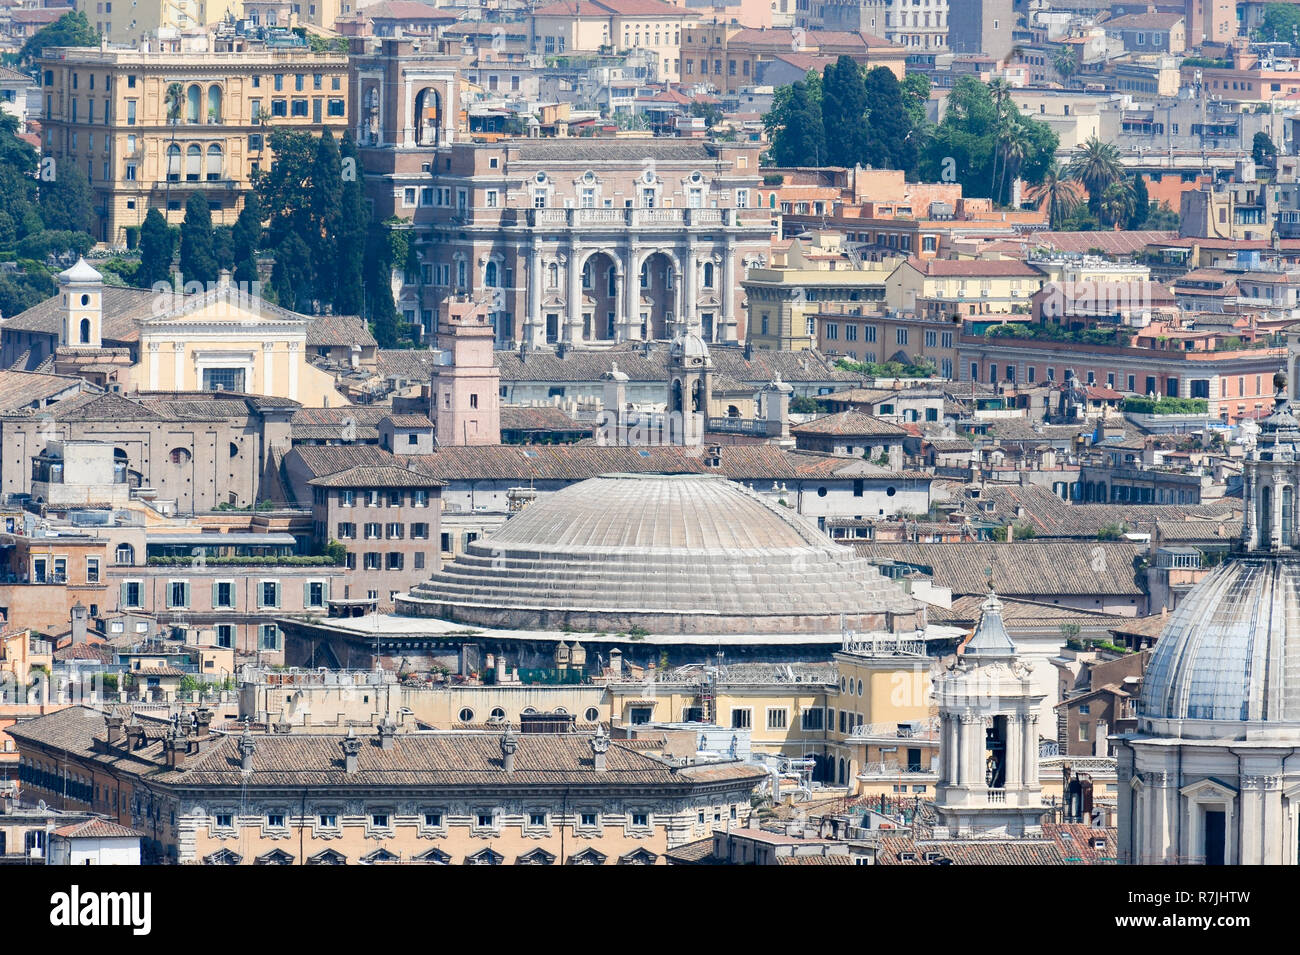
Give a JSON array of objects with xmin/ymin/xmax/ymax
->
[{"xmin": 20, "ymin": 11, "xmax": 98, "ymax": 64}]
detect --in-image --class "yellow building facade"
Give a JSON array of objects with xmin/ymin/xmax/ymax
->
[
  {"xmin": 38, "ymin": 43, "xmax": 350, "ymax": 245},
  {"xmin": 75, "ymin": 0, "xmax": 240, "ymax": 45},
  {"xmin": 128, "ymin": 284, "xmax": 346, "ymax": 405}
]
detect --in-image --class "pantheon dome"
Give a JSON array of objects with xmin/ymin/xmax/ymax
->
[{"xmin": 397, "ymin": 473, "xmax": 925, "ymax": 636}]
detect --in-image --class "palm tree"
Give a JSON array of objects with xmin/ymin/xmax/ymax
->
[
  {"xmin": 996, "ymin": 120, "xmax": 1031, "ymax": 207},
  {"xmin": 1067, "ymin": 135, "xmax": 1124, "ymax": 217},
  {"xmin": 1054, "ymin": 46, "xmax": 1078, "ymax": 86},
  {"xmin": 1099, "ymin": 179, "xmax": 1136, "ymax": 230},
  {"xmin": 163, "ymin": 82, "xmax": 184, "ymax": 219},
  {"xmin": 986, "ymin": 78, "xmax": 1011, "ymax": 196},
  {"xmin": 1026, "ymin": 161, "xmax": 1084, "ymax": 229}
]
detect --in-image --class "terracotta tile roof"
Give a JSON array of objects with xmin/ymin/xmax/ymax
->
[
  {"xmin": 854, "ymin": 540, "xmax": 1147, "ymax": 596},
  {"xmin": 53, "ymin": 643, "xmax": 115, "ymax": 663},
  {"xmin": 52, "ymin": 819, "xmax": 143, "ymax": 839},
  {"xmin": 0, "ymin": 370, "xmax": 85, "ymax": 415},
  {"xmin": 308, "ymin": 314, "xmax": 377, "ymax": 349},
  {"xmin": 499, "ymin": 406, "xmax": 590, "ymax": 433},
  {"xmin": 361, "ymin": 0, "xmax": 459, "ymax": 20},
  {"xmin": 1, "ymin": 285, "xmax": 155, "ymax": 345},
  {"xmin": 791, "ymin": 410, "xmax": 908, "ymax": 437},
  {"xmin": 663, "ymin": 837, "xmax": 715, "ymax": 863},
  {"xmin": 307, "ymin": 464, "xmax": 446, "ymax": 488},
  {"xmin": 376, "ymin": 349, "xmax": 443, "ymax": 382},
  {"xmin": 380, "ymin": 414, "xmax": 433, "ymax": 429},
  {"xmin": 905, "ymin": 257, "xmax": 1042, "ymax": 278},
  {"xmin": 876, "ymin": 834, "xmax": 1073, "ymax": 865},
  {"xmin": 1104, "ymin": 11, "xmax": 1184, "ymax": 29},
  {"xmin": 776, "ymin": 853, "xmax": 854, "ymax": 864}
]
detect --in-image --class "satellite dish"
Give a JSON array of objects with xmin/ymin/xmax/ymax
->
[{"xmin": 37, "ymin": 800, "xmax": 47, "ymax": 811}]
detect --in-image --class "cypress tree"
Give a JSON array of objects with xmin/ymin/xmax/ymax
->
[
  {"xmin": 137, "ymin": 208, "xmax": 174, "ymax": 288},
  {"xmin": 270, "ymin": 232, "xmax": 313, "ymax": 313},
  {"xmin": 179, "ymin": 192, "xmax": 218, "ymax": 286},
  {"xmin": 310, "ymin": 128, "xmax": 343, "ymax": 311},
  {"xmin": 232, "ymin": 191, "xmax": 263, "ymax": 288},
  {"xmin": 863, "ymin": 67, "xmax": 913, "ymax": 175},
  {"xmin": 774, "ymin": 81, "xmax": 825, "ymax": 168},
  {"xmin": 334, "ymin": 132, "xmax": 366, "ymax": 316},
  {"xmin": 1127, "ymin": 173, "xmax": 1150, "ymax": 230},
  {"xmin": 821, "ymin": 56, "xmax": 869, "ymax": 168},
  {"xmin": 364, "ymin": 223, "xmax": 400, "ymax": 348}
]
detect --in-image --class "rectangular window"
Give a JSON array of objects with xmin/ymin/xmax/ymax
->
[
  {"xmin": 259, "ymin": 581, "xmax": 280, "ymax": 609},
  {"xmin": 424, "ymin": 812, "xmax": 442, "ymax": 828},
  {"xmin": 213, "ymin": 580, "xmax": 234, "ymax": 608},
  {"xmin": 216, "ymin": 624, "xmax": 235, "ymax": 649},
  {"xmin": 327, "ymin": 98, "xmax": 345, "ymax": 117},
  {"xmin": 86, "ymin": 557, "xmax": 100, "ymax": 583},
  {"xmin": 291, "ymin": 99, "xmax": 309, "ymax": 117},
  {"xmin": 121, "ymin": 580, "xmax": 142, "ymax": 609},
  {"xmin": 259, "ymin": 624, "xmax": 279, "ymax": 651},
  {"xmin": 318, "ymin": 813, "xmax": 337, "ymax": 828},
  {"xmin": 306, "ymin": 581, "xmax": 325, "ymax": 608},
  {"xmin": 168, "ymin": 580, "xmax": 190, "ymax": 609},
  {"xmin": 580, "ymin": 813, "xmax": 597, "ymax": 827},
  {"xmin": 801, "ymin": 708, "xmax": 824, "ymax": 730},
  {"xmin": 731, "ymin": 708, "xmax": 752, "ymax": 729},
  {"xmin": 767, "ymin": 708, "xmax": 788, "ymax": 730},
  {"xmin": 267, "ymin": 813, "xmax": 285, "ymax": 828},
  {"xmin": 385, "ymin": 553, "xmax": 404, "ymax": 570}
]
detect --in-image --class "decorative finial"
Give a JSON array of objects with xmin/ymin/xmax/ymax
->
[{"xmin": 1275, "ymin": 370, "xmax": 1288, "ymax": 396}]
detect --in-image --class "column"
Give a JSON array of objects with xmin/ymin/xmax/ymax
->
[
  {"xmin": 567, "ymin": 243, "xmax": 583, "ymax": 343},
  {"xmin": 287, "ymin": 342, "xmax": 299, "ymax": 402},
  {"xmin": 1004, "ymin": 714, "xmax": 1022, "ymax": 791},
  {"xmin": 626, "ymin": 247, "xmax": 641, "ymax": 339},
  {"xmin": 1243, "ymin": 468, "xmax": 1257, "ymax": 547},
  {"xmin": 613, "ymin": 269, "xmax": 626, "ymax": 342},
  {"xmin": 528, "ymin": 244, "xmax": 543, "ymax": 346},
  {"xmin": 173, "ymin": 342, "xmax": 184, "ymax": 389},
  {"xmin": 1023, "ymin": 714, "xmax": 1038, "ymax": 789},
  {"xmin": 263, "ymin": 341, "xmax": 275, "ymax": 398},
  {"xmin": 723, "ymin": 236, "xmax": 736, "ymax": 343},
  {"xmin": 148, "ymin": 342, "xmax": 160, "ymax": 390},
  {"xmin": 1271, "ymin": 476, "xmax": 1284, "ymax": 550},
  {"xmin": 682, "ymin": 246, "xmax": 696, "ymax": 334},
  {"xmin": 672, "ymin": 267, "xmax": 683, "ymax": 335}
]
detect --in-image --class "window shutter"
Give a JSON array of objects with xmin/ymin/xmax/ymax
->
[
  {"xmin": 212, "ymin": 581, "xmax": 220, "ymax": 607},
  {"xmin": 120, "ymin": 581, "xmax": 130, "ymax": 607}
]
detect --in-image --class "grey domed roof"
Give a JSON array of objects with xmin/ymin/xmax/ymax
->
[
  {"xmin": 58, "ymin": 257, "xmax": 102, "ymax": 285},
  {"xmin": 398, "ymin": 473, "xmax": 923, "ymax": 635},
  {"xmin": 670, "ymin": 332, "xmax": 710, "ymax": 360},
  {"xmin": 1140, "ymin": 555, "xmax": 1300, "ymax": 723}
]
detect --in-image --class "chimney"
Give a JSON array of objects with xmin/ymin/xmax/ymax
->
[
  {"xmin": 590, "ymin": 724, "xmax": 610, "ymax": 772},
  {"xmin": 194, "ymin": 707, "xmax": 213, "ymax": 739},
  {"xmin": 126, "ymin": 719, "xmax": 146, "ymax": 751},
  {"xmin": 105, "ymin": 713, "xmax": 124, "ymax": 745},
  {"xmin": 500, "ymin": 727, "xmax": 518, "ymax": 773},
  {"xmin": 340, "ymin": 728, "xmax": 362, "ymax": 774},
  {"xmin": 70, "ymin": 603, "xmax": 88, "ymax": 645},
  {"xmin": 609, "ymin": 648, "xmax": 623, "ymax": 678},
  {"xmin": 377, "ymin": 715, "xmax": 397, "ymax": 750},
  {"xmin": 164, "ymin": 726, "xmax": 189, "ymax": 769},
  {"xmin": 239, "ymin": 727, "xmax": 257, "ymax": 773}
]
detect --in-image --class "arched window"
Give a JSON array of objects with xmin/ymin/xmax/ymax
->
[
  {"xmin": 79, "ymin": 318, "xmax": 91, "ymax": 344},
  {"xmin": 547, "ymin": 262, "xmax": 559, "ymax": 288},
  {"xmin": 229, "ymin": 442, "xmax": 239, "ymax": 458},
  {"xmin": 207, "ymin": 85, "xmax": 222, "ymax": 123},
  {"xmin": 581, "ymin": 260, "xmax": 591, "ymax": 289},
  {"xmin": 703, "ymin": 262, "xmax": 714, "ymax": 288},
  {"xmin": 115, "ymin": 543, "xmax": 134, "ymax": 566},
  {"xmin": 1284, "ymin": 486, "xmax": 1294, "ymax": 548},
  {"xmin": 166, "ymin": 144, "xmax": 181, "ymax": 182},
  {"xmin": 170, "ymin": 448, "xmax": 191, "ymax": 464},
  {"xmin": 186, "ymin": 144, "xmax": 202, "ymax": 181},
  {"xmin": 484, "ymin": 260, "xmax": 498, "ymax": 287},
  {"xmin": 489, "ymin": 707, "xmax": 506, "ymax": 721},
  {"xmin": 206, "ymin": 144, "xmax": 223, "ymax": 181},
  {"xmin": 186, "ymin": 84, "xmax": 201, "ymax": 123}
]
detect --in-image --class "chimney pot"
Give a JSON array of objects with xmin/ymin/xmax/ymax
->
[
  {"xmin": 590, "ymin": 725, "xmax": 610, "ymax": 772},
  {"xmin": 340, "ymin": 728, "xmax": 363, "ymax": 773},
  {"xmin": 500, "ymin": 728, "xmax": 518, "ymax": 773},
  {"xmin": 105, "ymin": 714, "xmax": 124, "ymax": 745}
]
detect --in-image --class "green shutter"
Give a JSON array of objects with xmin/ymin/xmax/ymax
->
[{"xmin": 120, "ymin": 581, "xmax": 130, "ymax": 607}]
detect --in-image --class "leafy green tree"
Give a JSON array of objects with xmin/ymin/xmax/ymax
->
[
  {"xmin": 767, "ymin": 79, "xmax": 825, "ymax": 167},
  {"xmin": 821, "ymin": 56, "xmax": 870, "ymax": 167},
  {"xmin": 38, "ymin": 160, "xmax": 92, "ymax": 233},
  {"xmin": 919, "ymin": 77, "xmax": 1058, "ymax": 203},
  {"xmin": 309, "ymin": 129, "xmax": 343, "ymax": 309},
  {"xmin": 232, "ymin": 192, "xmax": 262, "ymax": 287},
  {"xmin": 1254, "ymin": 3, "xmax": 1300, "ymax": 41},
  {"xmin": 335, "ymin": 132, "xmax": 366, "ymax": 315},
  {"xmin": 364, "ymin": 223, "xmax": 401, "ymax": 347},
  {"xmin": 212, "ymin": 225, "xmax": 234, "ymax": 272},
  {"xmin": 137, "ymin": 208, "xmax": 174, "ymax": 287},
  {"xmin": 179, "ymin": 192, "xmax": 218, "ymax": 285},
  {"xmin": 1053, "ymin": 45, "xmax": 1078, "ymax": 84},
  {"xmin": 1143, "ymin": 201, "xmax": 1180, "ymax": 230},
  {"xmin": 16, "ymin": 229, "xmax": 93, "ymax": 260},
  {"xmin": 255, "ymin": 129, "xmax": 317, "ymax": 251},
  {"xmin": 1253, "ymin": 131, "xmax": 1278, "ymax": 168},
  {"xmin": 20, "ymin": 10, "xmax": 97, "ymax": 63},
  {"xmin": 900, "ymin": 72, "xmax": 931, "ymax": 130}
]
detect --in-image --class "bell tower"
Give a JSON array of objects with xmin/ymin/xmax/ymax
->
[
  {"xmin": 58, "ymin": 258, "xmax": 103, "ymax": 349},
  {"xmin": 667, "ymin": 330, "xmax": 712, "ymax": 446},
  {"xmin": 1240, "ymin": 372, "xmax": 1300, "ymax": 552},
  {"xmin": 933, "ymin": 588, "xmax": 1047, "ymax": 838}
]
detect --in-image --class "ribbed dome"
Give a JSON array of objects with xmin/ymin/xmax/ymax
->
[
  {"xmin": 1140, "ymin": 555, "xmax": 1300, "ymax": 724},
  {"xmin": 398, "ymin": 473, "xmax": 924, "ymax": 636}
]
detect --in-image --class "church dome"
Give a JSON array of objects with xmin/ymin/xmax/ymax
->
[
  {"xmin": 670, "ymin": 332, "xmax": 710, "ymax": 361},
  {"xmin": 58, "ymin": 257, "xmax": 102, "ymax": 286},
  {"xmin": 1139, "ymin": 555, "xmax": 1300, "ymax": 724},
  {"xmin": 398, "ymin": 473, "xmax": 924, "ymax": 636}
]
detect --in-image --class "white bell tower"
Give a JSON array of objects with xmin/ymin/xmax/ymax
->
[
  {"xmin": 58, "ymin": 257, "xmax": 104, "ymax": 349},
  {"xmin": 933, "ymin": 588, "xmax": 1047, "ymax": 838}
]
